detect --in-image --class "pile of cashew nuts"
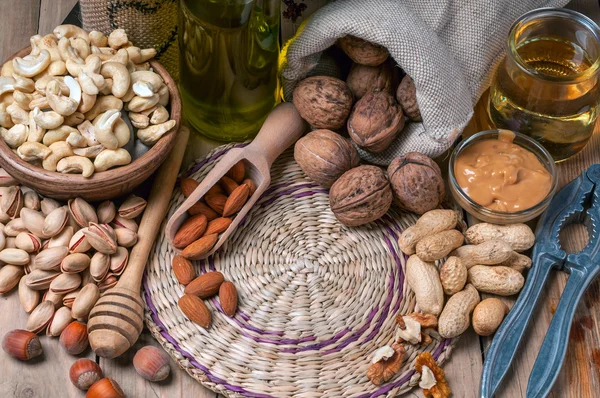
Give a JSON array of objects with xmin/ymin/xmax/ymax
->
[{"xmin": 0, "ymin": 25, "xmax": 176, "ymax": 178}]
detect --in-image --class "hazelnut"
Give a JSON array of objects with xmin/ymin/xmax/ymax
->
[
  {"xmin": 347, "ymin": 90, "xmax": 404, "ymax": 153},
  {"xmin": 86, "ymin": 378, "xmax": 124, "ymax": 398},
  {"xmin": 346, "ymin": 62, "xmax": 393, "ymax": 99},
  {"xmin": 396, "ymin": 75, "xmax": 421, "ymax": 122},
  {"xmin": 70, "ymin": 358, "xmax": 103, "ymax": 390},
  {"xmin": 329, "ymin": 165, "xmax": 393, "ymax": 226},
  {"xmin": 133, "ymin": 345, "xmax": 171, "ymax": 382},
  {"xmin": 294, "ymin": 130, "xmax": 360, "ymax": 188},
  {"xmin": 387, "ymin": 152, "xmax": 444, "ymax": 215},
  {"xmin": 60, "ymin": 320, "xmax": 89, "ymax": 355},
  {"xmin": 292, "ymin": 76, "xmax": 353, "ymax": 130},
  {"xmin": 2, "ymin": 329, "xmax": 42, "ymax": 360},
  {"xmin": 338, "ymin": 35, "xmax": 389, "ymax": 66}
]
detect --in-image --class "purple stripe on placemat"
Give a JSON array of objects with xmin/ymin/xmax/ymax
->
[{"xmin": 184, "ymin": 143, "xmax": 249, "ymax": 177}]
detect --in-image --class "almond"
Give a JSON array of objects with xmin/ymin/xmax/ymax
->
[
  {"xmin": 184, "ymin": 271, "xmax": 224, "ymax": 298},
  {"xmin": 242, "ymin": 178, "xmax": 256, "ymax": 196},
  {"xmin": 222, "ymin": 184, "xmax": 249, "ymax": 217},
  {"xmin": 226, "ymin": 161, "xmax": 245, "ymax": 183},
  {"xmin": 205, "ymin": 217, "xmax": 232, "ymax": 236},
  {"xmin": 181, "ymin": 234, "xmax": 218, "ymax": 260},
  {"xmin": 180, "ymin": 178, "xmax": 198, "ymax": 198},
  {"xmin": 178, "ymin": 294, "xmax": 211, "ymax": 328},
  {"xmin": 172, "ymin": 255, "xmax": 195, "ymax": 285},
  {"xmin": 188, "ymin": 201, "xmax": 218, "ymax": 221},
  {"xmin": 219, "ymin": 281, "xmax": 238, "ymax": 317},
  {"xmin": 219, "ymin": 176, "xmax": 239, "ymax": 195},
  {"xmin": 206, "ymin": 184, "xmax": 224, "ymax": 196},
  {"xmin": 205, "ymin": 194, "xmax": 227, "ymax": 215},
  {"xmin": 173, "ymin": 214, "xmax": 208, "ymax": 249}
]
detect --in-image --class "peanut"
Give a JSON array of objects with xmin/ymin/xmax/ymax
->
[
  {"xmin": 499, "ymin": 252, "xmax": 532, "ymax": 273},
  {"xmin": 468, "ymin": 265, "xmax": 524, "ymax": 296},
  {"xmin": 398, "ymin": 209, "xmax": 457, "ymax": 255},
  {"xmin": 406, "ymin": 255, "xmax": 444, "ymax": 316},
  {"xmin": 465, "ymin": 223, "xmax": 534, "ymax": 252},
  {"xmin": 415, "ymin": 229, "xmax": 464, "ymax": 261},
  {"xmin": 472, "ymin": 298, "xmax": 508, "ymax": 336},
  {"xmin": 439, "ymin": 256, "xmax": 467, "ymax": 296},
  {"xmin": 438, "ymin": 284, "xmax": 480, "ymax": 338},
  {"xmin": 450, "ymin": 240, "xmax": 513, "ymax": 269}
]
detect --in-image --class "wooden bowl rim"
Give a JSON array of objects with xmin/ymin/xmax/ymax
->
[{"xmin": 0, "ymin": 46, "xmax": 181, "ymax": 189}]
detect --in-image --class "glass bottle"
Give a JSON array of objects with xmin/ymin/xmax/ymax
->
[
  {"xmin": 179, "ymin": 0, "xmax": 280, "ymax": 142},
  {"xmin": 488, "ymin": 8, "xmax": 600, "ymax": 162}
]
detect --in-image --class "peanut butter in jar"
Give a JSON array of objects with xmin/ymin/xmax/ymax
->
[{"xmin": 454, "ymin": 130, "xmax": 552, "ymax": 212}]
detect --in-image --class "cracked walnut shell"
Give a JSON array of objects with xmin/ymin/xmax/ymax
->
[
  {"xmin": 292, "ymin": 76, "xmax": 353, "ymax": 130},
  {"xmin": 339, "ymin": 35, "xmax": 389, "ymax": 66},
  {"xmin": 329, "ymin": 165, "xmax": 392, "ymax": 227},
  {"xmin": 294, "ymin": 129, "xmax": 359, "ymax": 188}
]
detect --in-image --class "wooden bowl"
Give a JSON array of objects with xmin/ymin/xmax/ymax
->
[{"xmin": 0, "ymin": 47, "xmax": 181, "ymax": 201}]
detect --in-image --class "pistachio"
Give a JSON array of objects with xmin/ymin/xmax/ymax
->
[
  {"xmin": 71, "ymin": 283, "xmax": 100, "ymax": 320},
  {"xmin": 46, "ymin": 306, "xmax": 73, "ymax": 336},
  {"xmin": 43, "ymin": 289, "xmax": 65, "ymax": 308},
  {"xmin": 68, "ymin": 198, "xmax": 98, "ymax": 228},
  {"xmin": 61, "ymin": 253, "xmax": 90, "ymax": 273},
  {"xmin": 109, "ymin": 246, "xmax": 129, "ymax": 275},
  {"xmin": 80, "ymin": 268, "xmax": 93, "ymax": 286},
  {"xmin": 23, "ymin": 190, "xmax": 40, "ymax": 210},
  {"xmin": 111, "ymin": 215, "xmax": 138, "ymax": 232},
  {"xmin": 69, "ymin": 228, "xmax": 91, "ymax": 253},
  {"xmin": 49, "ymin": 272, "xmax": 81, "ymax": 294},
  {"xmin": 0, "ymin": 186, "xmax": 23, "ymax": 219},
  {"xmin": 84, "ymin": 223, "xmax": 117, "ymax": 254},
  {"xmin": 0, "ymin": 248, "xmax": 30, "ymax": 265},
  {"xmin": 26, "ymin": 269, "xmax": 60, "ymax": 290},
  {"xmin": 26, "ymin": 301, "xmax": 55, "ymax": 334},
  {"xmin": 19, "ymin": 208, "xmax": 47, "ymax": 238},
  {"xmin": 5, "ymin": 236, "xmax": 15, "ymax": 249},
  {"xmin": 115, "ymin": 227, "xmax": 137, "ymax": 247},
  {"xmin": 40, "ymin": 197, "xmax": 60, "ymax": 216},
  {"xmin": 34, "ymin": 246, "xmax": 69, "ymax": 271},
  {"xmin": 4, "ymin": 217, "xmax": 28, "ymax": 236},
  {"xmin": 117, "ymin": 195, "xmax": 146, "ymax": 219},
  {"xmin": 0, "ymin": 264, "xmax": 24, "ymax": 293},
  {"xmin": 98, "ymin": 274, "xmax": 117, "ymax": 292},
  {"xmin": 0, "ymin": 230, "xmax": 5, "ymax": 251},
  {"xmin": 42, "ymin": 206, "xmax": 69, "ymax": 237},
  {"xmin": 18, "ymin": 275, "xmax": 39, "ymax": 313},
  {"xmin": 48, "ymin": 226, "xmax": 74, "ymax": 248},
  {"xmin": 15, "ymin": 232, "xmax": 41, "ymax": 253},
  {"xmin": 97, "ymin": 200, "xmax": 116, "ymax": 224},
  {"xmin": 90, "ymin": 252, "xmax": 110, "ymax": 282},
  {"xmin": 62, "ymin": 289, "xmax": 80, "ymax": 308}
]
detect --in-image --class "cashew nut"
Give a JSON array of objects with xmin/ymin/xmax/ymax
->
[
  {"xmin": 73, "ymin": 144, "xmax": 103, "ymax": 158},
  {"xmin": 0, "ymin": 76, "xmax": 15, "ymax": 96},
  {"xmin": 128, "ymin": 112, "xmax": 149, "ymax": 129},
  {"xmin": 13, "ymin": 75, "xmax": 34, "ymax": 93},
  {"xmin": 78, "ymin": 72, "xmax": 99, "ymax": 95},
  {"xmin": 127, "ymin": 94, "xmax": 159, "ymax": 112},
  {"xmin": 63, "ymin": 111, "xmax": 84, "ymax": 126},
  {"xmin": 53, "ymin": 25, "xmax": 89, "ymax": 41},
  {"xmin": 93, "ymin": 109, "xmax": 120, "ymax": 149},
  {"xmin": 33, "ymin": 107, "xmax": 64, "ymax": 130},
  {"xmin": 101, "ymin": 49, "xmax": 129, "ymax": 65},
  {"xmin": 78, "ymin": 92, "xmax": 96, "ymax": 113},
  {"xmin": 1, "ymin": 124, "xmax": 27, "ymax": 148},
  {"xmin": 0, "ymin": 104, "xmax": 14, "ymax": 128},
  {"xmin": 94, "ymin": 148, "xmax": 131, "ymax": 171},
  {"xmin": 34, "ymin": 75, "xmax": 67, "ymax": 96},
  {"xmin": 108, "ymin": 29, "xmax": 128, "ymax": 49},
  {"xmin": 66, "ymin": 131, "xmax": 87, "ymax": 148},
  {"xmin": 76, "ymin": 120, "xmax": 98, "ymax": 146},
  {"xmin": 149, "ymin": 105, "xmax": 169, "ymax": 124},
  {"xmin": 13, "ymin": 50, "xmax": 51, "ymax": 78},
  {"xmin": 114, "ymin": 118, "xmax": 130, "ymax": 147},
  {"xmin": 130, "ymin": 71, "xmax": 163, "ymax": 92},
  {"xmin": 31, "ymin": 34, "xmax": 61, "ymax": 62},
  {"xmin": 28, "ymin": 96, "xmax": 49, "ymax": 111},
  {"xmin": 27, "ymin": 110, "xmax": 44, "ymax": 142},
  {"xmin": 13, "ymin": 91, "xmax": 32, "ymax": 110},
  {"xmin": 43, "ymin": 125, "xmax": 77, "ymax": 146},
  {"xmin": 17, "ymin": 142, "xmax": 52, "ymax": 161},
  {"xmin": 126, "ymin": 60, "xmax": 136, "ymax": 75},
  {"xmin": 0, "ymin": 93, "xmax": 13, "ymax": 107},
  {"xmin": 2, "ymin": 60, "xmax": 15, "ymax": 77},
  {"xmin": 133, "ymin": 62, "xmax": 151, "ymax": 72},
  {"xmin": 100, "ymin": 62, "xmax": 130, "ymax": 98},
  {"xmin": 137, "ymin": 119, "xmax": 175, "ymax": 146},
  {"xmin": 58, "ymin": 37, "xmax": 83, "ymax": 63},
  {"xmin": 99, "ymin": 78, "xmax": 113, "ymax": 96},
  {"xmin": 132, "ymin": 81, "xmax": 153, "ymax": 98},
  {"xmin": 125, "ymin": 47, "xmax": 156, "ymax": 64},
  {"xmin": 89, "ymin": 31, "xmax": 108, "ymax": 47},
  {"xmin": 157, "ymin": 84, "xmax": 169, "ymax": 107},
  {"xmin": 47, "ymin": 60, "xmax": 67, "ymax": 76},
  {"xmin": 42, "ymin": 141, "xmax": 73, "ymax": 171},
  {"xmin": 66, "ymin": 56, "xmax": 105, "ymax": 92},
  {"xmin": 46, "ymin": 77, "xmax": 80, "ymax": 116},
  {"xmin": 84, "ymin": 95, "xmax": 123, "ymax": 120},
  {"xmin": 7, "ymin": 103, "xmax": 29, "ymax": 125},
  {"xmin": 57, "ymin": 155, "xmax": 94, "ymax": 177},
  {"xmin": 70, "ymin": 38, "xmax": 90, "ymax": 60}
]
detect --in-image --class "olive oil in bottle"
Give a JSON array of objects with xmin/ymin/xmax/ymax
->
[{"xmin": 179, "ymin": 0, "xmax": 280, "ymax": 141}]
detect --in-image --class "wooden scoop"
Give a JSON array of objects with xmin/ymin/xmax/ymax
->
[
  {"xmin": 165, "ymin": 102, "xmax": 307, "ymax": 258},
  {"xmin": 88, "ymin": 126, "xmax": 190, "ymax": 359}
]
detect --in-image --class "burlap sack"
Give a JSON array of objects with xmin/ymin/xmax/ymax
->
[
  {"xmin": 80, "ymin": 0, "xmax": 179, "ymax": 80},
  {"xmin": 281, "ymin": 0, "xmax": 569, "ymax": 165}
]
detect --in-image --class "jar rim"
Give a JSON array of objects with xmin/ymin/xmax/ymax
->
[{"xmin": 507, "ymin": 7, "xmax": 600, "ymax": 82}]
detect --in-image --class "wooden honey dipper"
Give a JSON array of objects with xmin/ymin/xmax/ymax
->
[{"xmin": 87, "ymin": 126, "xmax": 190, "ymax": 359}]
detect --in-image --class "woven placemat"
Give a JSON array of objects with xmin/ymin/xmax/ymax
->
[{"xmin": 142, "ymin": 143, "xmax": 457, "ymax": 397}]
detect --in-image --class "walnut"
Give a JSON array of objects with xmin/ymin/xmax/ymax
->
[
  {"xmin": 387, "ymin": 152, "xmax": 444, "ymax": 215},
  {"xmin": 367, "ymin": 343, "xmax": 406, "ymax": 385},
  {"xmin": 339, "ymin": 35, "xmax": 389, "ymax": 66},
  {"xmin": 396, "ymin": 313, "xmax": 438, "ymax": 346},
  {"xmin": 329, "ymin": 165, "xmax": 392, "ymax": 226},
  {"xmin": 415, "ymin": 352, "xmax": 452, "ymax": 398},
  {"xmin": 347, "ymin": 91, "xmax": 404, "ymax": 153},
  {"xmin": 396, "ymin": 75, "xmax": 422, "ymax": 122},
  {"xmin": 406, "ymin": 312, "xmax": 439, "ymax": 330},
  {"xmin": 294, "ymin": 129, "xmax": 359, "ymax": 188},
  {"xmin": 346, "ymin": 62, "xmax": 393, "ymax": 99},
  {"xmin": 292, "ymin": 76, "xmax": 353, "ymax": 130}
]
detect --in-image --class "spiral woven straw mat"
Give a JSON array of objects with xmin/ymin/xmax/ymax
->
[{"xmin": 143, "ymin": 142, "xmax": 458, "ymax": 397}]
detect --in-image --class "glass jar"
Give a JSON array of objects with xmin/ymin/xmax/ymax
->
[
  {"xmin": 488, "ymin": 8, "xmax": 600, "ymax": 162},
  {"xmin": 179, "ymin": 0, "xmax": 280, "ymax": 142}
]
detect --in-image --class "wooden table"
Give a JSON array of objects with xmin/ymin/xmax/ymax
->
[{"xmin": 1, "ymin": 1, "xmax": 599, "ymax": 397}]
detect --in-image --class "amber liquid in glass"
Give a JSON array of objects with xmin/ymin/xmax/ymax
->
[{"xmin": 489, "ymin": 37, "xmax": 599, "ymax": 161}]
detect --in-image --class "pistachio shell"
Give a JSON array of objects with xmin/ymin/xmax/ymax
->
[
  {"xmin": 23, "ymin": 190, "xmax": 40, "ymax": 210},
  {"xmin": 118, "ymin": 195, "xmax": 147, "ymax": 219},
  {"xmin": 40, "ymin": 197, "xmax": 61, "ymax": 216},
  {"xmin": 61, "ymin": 253, "xmax": 91, "ymax": 273},
  {"xmin": 34, "ymin": 246, "xmax": 69, "ymax": 271},
  {"xmin": 68, "ymin": 198, "xmax": 98, "ymax": 228},
  {"xmin": 71, "ymin": 283, "xmax": 100, "ymax": 319},
  {"xmin": 43, "ymin": 289, "xmax": 65, "ymax": 308},
  {"xmin": 97, "ymin": 200, "xmax": 116, "ymax": 224},
  {"xmin": 98, "ymin": 274, "xmax": 117, "ymax": 292},
  {"xmin": 19, "ymin": 208, "xmax": 47, "ymax": 238},
  {"xmin": 90, "ymin": 252, "xmax": 110, "ymax": 282},
  {"xmin": 49, "ymin": 272, "xmax": 81, "ymax": 294},
  {"xmin": 0, "ymin": 230, "xmax": 5, "ymax": 251},
  {"xmin": 84, "ymin": 223, "xmax": 117, "ymax": 254},
  {"xmin": 80, "ymin": 268, "xmax": 93, "ymax": 286},
  {"xmin": 115, "ymin": 228, "xmax": 137, "ymax": 247},
  {"xmin": 0, "ymin": 186, "xmax": 23, "ymax": 219},
  {"xmin": 15, "ymin": 232, "xmax": 42, "ymax": 253},
  {"xmin": 46, "ymin": 306, "xmax": 73, "ymax": 336},
  {"xmin": 111, "ymin": 215, "xmax": 138, "ymax": 232},
  {"xmin": 0, "ymin": 264, "xmax": 25, "ymax": 293},
  {"xmin": 26, "ymin": 269, "xmax": 60, "ymax": 290},
  {"xmin": 26, "ymin": 300, "xmax": 55, "ymax": 334},
  {"xmin": 109, "ymin": 246, "xmax": 128, "ymax": 275},
  {"xmin": 5, "ymin": 217, "xmax": 28, "ymax": 237},
  {"xmin": 0, "ymin": 248, "xmax": 30, "ymax": 265},
  {"xmin": 42, "ymin": 206, "xmax": 69, "ymax": 237},
  {"xmin": 62, "ymin": 289, "xmax": 80, "ymax": 307},
  {"xmin": 18, "ymin": 275, "xmax": 40, "ymax": 312},
  {"xmin": 48, "ymin": 226, "xmax": 74, "ymax": 248},
  {"xmin": 69, "ymin": 228, "xmax": 91, "ymax": 253}
]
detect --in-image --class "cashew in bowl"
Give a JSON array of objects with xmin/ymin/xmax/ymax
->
[
  {"xmin": 33, "ymin": 108, "xmax": 64, "ymax": 130},
  {"xmin": 100, "ymin": 62, "xmax": 130, "ymax": 98},
  {"xmin": 42, "ymin": 141, "xmax": 73, "ymax": 171},
  {"xmin": 93, "ymin": 109, "xmax": 120, "ymax": 149},
  {"xmin": 1, "ymin": 124, "xmax": 27, "ymax": 148},
  {"xmin": 94, "ymin": 148, "xmax": 131, "ymax": 171},
  {"xmin": 126, "ymin": 94, "xmax": 159, "ymax": 112},
  {"xmin": 12, "ymin": 50, "xmax": 51, "ymax": 77},
  {"xmin": 53, "ymin": 25, "xmax": 89, "ymax": 41},
  {"xmin": 137, "ymin": 120, "xmax": 176, "ymax": 146},
  {"xmin": 6, "ymin": 103, "xmax": 29, "ymax": 125},
  {"xmin": 57, "ymin": 155, "xmax": 95, "ymax": 178},
  {"xmin": 108, "ymin": 29, "xmax": 129, "ymax": 50},
  {"xmin": 27, "ymin": 111, "xmax": 44, "ymax": 142},
  {"xmin": 46, "ymin": 77, "xmax": 81, "ymax": 116},
  {"xmin": 17, "ymin": 142, "xmax": 52, "ymax": 161},
  {"xmin": 13, "ymin": 75, "xmax": 35, "ymax": 93},
  {"xmin": 0, "ymin": 104, "xmax": 13, "ymax": 128},
  {"xmin": 89, "ymin": 31, "xmax": 108, "ymax": 48},
  {"xmin": 58, "ymin": 37, "xmax": 83, "ymax": 63},
  {"xmin": 84, "ymin": 95, "xmax": 123, "ymax": 120},
  {"xmin": 43, "ymin": 125, "xmax": 77, "ymax": 146},
  {"xmin": 0, "ymin": 76, "xmax": 15, "ymax": 96}
]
